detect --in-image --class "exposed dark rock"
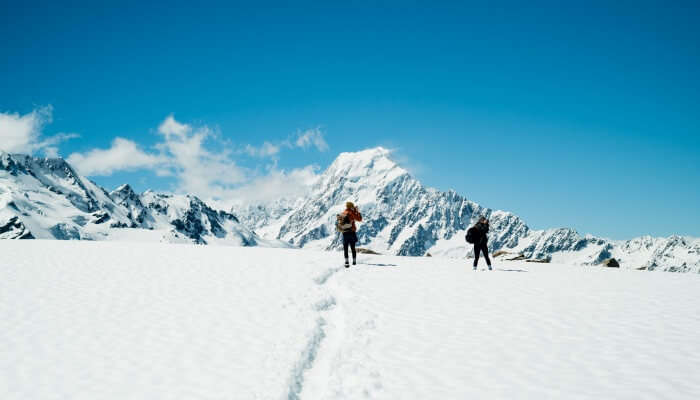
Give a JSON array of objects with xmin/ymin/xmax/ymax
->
[
  {"xmin": 356, "ymin": 216, "xmax": 388, "ymax": 245},
  {"xmin": 92, "ymin": 211, "xmax": 111, "ymax": 224},
  {"xmin": 601, "ymin": 258, "xmax": 620, "ymax": 268},
  {"xmin": 357, "ymin": 248, "xmax": 381, "ymax": 255},
  {"xmin": 296, "ymin": 224, "xmax": 329, "ymax": 247},
  {"xmin": 397, "ymin": 224, "xmax": 436, "ymax": 256},
  {"xmin": 72, "ymin": 215, "xmax": 88, "ymax": 226},
  {"xmin": 592, "ymin": 245, "xmax": 614, "ymax": 264},
  {"xmin": 49, "ymin": 223, "xmax": 81, "ymax": 240},
  {"xmin": 0, "ymin": 216, "xmax": 35, "ymax": 239}
]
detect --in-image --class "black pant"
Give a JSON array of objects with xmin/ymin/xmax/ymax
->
[
  {"xmin": 344, "ymin": 241, "xmax": 356, "ymax": 260},
  {"xmin": 343, "ymin": 231, "xmax": 357, "ymax": 260},
  {"xmin": 474, "ymin": 241, "xmax": 491, "ymax": 267}
]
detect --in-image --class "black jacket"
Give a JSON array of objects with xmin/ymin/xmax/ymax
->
[{"xmin": 475, "ymin": 222, "xmax": 489, "ymax": 245}]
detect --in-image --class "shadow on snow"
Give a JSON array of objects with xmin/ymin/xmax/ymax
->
[{"xmin": 362, "ymin": 263, "xmax": 399, "ymax": 267}]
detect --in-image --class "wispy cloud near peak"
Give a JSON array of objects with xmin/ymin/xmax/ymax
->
[
  {"xmin": 295, "ymin": 127, "xmax": 329, "ymax": 152},
  {"xmin": 67, "ymin": 138, "xmax": 163, "ymax": 176},
  {"xmin": 64, "ymin": 114, "xmax": 327, "ymax": 202},
  {"xmin": 0, "ymin": 105, "xmax": 76, "ymax": 156}
]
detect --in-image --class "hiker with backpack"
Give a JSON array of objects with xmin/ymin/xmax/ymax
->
[
  {"xmin": 337, "ymin": 201, "xmax": 362, "ymax": 268},
  {"xmin": 466, "ymin": 216, "xmax": 492, "ymax": 270}
]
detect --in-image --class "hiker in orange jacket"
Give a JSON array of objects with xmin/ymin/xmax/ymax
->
[{"xmin": 338, "ymin": 201, "xmax": 362, "ymax": 267}]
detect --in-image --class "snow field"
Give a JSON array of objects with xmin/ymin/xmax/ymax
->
[
  {"xmin": 1, "ymin": 240, "xmax": 699, "ymax": 399},
  {"xmin": 0, "ymin": 241, "xmax": 327, "ymax": 399},
  {"xmin": 342, "ymin": 260, "xmax": 700, "ymax": 399}
]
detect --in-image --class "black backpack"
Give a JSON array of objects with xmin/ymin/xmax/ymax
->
[{"xmin": 465, "ymin": 227, "xmax": 478, "ymax": 244}]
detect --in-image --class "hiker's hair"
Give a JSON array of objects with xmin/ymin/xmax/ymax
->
[
  {"xmin": 479, "ymin": 216, "xmax": 487, "ymax": 222},
  {"xmin": 346, "ymin": 201, "xmax": 355, "ymax": 209}
]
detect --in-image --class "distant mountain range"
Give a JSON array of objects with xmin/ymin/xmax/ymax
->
[
  {"xmin": 0, "ymin": 152, "xmax": 287, "ymax": 247},
  {"xmin": 2, "ymin": 149, "xmax": 698, "ymax": 272}
]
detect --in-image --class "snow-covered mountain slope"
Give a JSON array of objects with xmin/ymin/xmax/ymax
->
[
  {"xmin": 504, "ymin": 228, "xmax": 700, "ymax": 272},
  {"xmin": 238, "ymin": 148, "xmax": 529, "ymax": 254},
  {"xmin": 0, "ymin": 152, "xmax": 132, "ymax": 240},
  {"xmin": 0, "ymin": 152, "xmax": 281, "ymax": 247},
  {"xmin": 2, "ymin": 240, "xmax": 699, "ymax": 399},
  {"xmin": 235, "ymin": 147, "xmax": 700, "ymax": 272},
  {"xmin": 3, "ymin": 149, "xmax": 698, "ymax": 271}
]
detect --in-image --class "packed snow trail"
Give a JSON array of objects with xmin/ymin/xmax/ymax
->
[{"xmin": 1, "ymin": 241, "xmax": 699, "ymax": 399}]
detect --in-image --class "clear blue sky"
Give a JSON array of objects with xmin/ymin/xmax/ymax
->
[{"xmin": 2, "ymin": 1, "xmax": 699, "ymax": 239}]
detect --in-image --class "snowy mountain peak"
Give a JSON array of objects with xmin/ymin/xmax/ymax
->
[
  {"xmin": 111, "ymin": 184, "xmax": 140, "ymax": 202},
  {"xmin": 4, "ymin": 153, "xmax": 78, "ymax": 178},
  {"xmin": 269, "ymin": 147, "xmax": 530, "ymax": 255},
  {"xmin": 335, "ymin": 146, "xmax": 392, "ymax": 164},
  {"xmin": 0, "ymin": 152, "xmax": 20, "ymax": 174},
  {"xmin": 325, "ymin": 147, "xmax": 406, "ymax": 182},
  {"xmin": 113, "ymin": 183, "xmax": 134, "ymax": 194}
]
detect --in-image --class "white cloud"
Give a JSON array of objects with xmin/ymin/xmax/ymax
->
[
  {"xmin": 64, "ymin": 114, "xmax": 327, "ymax": 202},
  {"xmin": 243, "ymin": 127, "xmax": 329, "ymax": 158},
  {"xmin": 66, "ymin": 115, "xmax": 248, "ymax": 197},
  {"xmin": 244, "ymin": 142, "xmax": 280, "ymax": 158},
  {"xmin": 155, "ymin": 117, "xmax": 247, "ymax": 197},
  {"xmin": 67, "ymin": 138, "xmax": 163, "ymax": 176},
  {"xmin": 157, "ymin": 115, "xmax": 190, "ymax": 139},
  {"xmin": 43, "ymin": 147, "xmax": 60, "ymax": 158},
  {"xmin": 227, "ymin": 165, "xmax": 320, "ymax": 203},
  {"xmin": 295, "ymin": 128, "xmax": 329, "ymax": 152},
  {"xmin": 0, "ymin": 106, "xmax": 75, "ymax": 155}
]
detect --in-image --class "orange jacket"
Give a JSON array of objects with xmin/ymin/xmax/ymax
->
[{"xmin": 341, "ymin": 208, "xmax": 362, "ymax": 232}]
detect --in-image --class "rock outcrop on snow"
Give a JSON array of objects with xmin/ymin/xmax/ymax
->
[
  {"xmin": 601, "ymin": 258, "xmax": 620, "ymax": 268},
  {"xmin": 0, "ymin": 216, "xmax": 34, "ymax": 239}
]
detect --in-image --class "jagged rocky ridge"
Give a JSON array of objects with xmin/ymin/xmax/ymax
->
[
  {"xmin": 234, "ymin": 148, "xmax": 700, "ymax": 272},
  {"xmin": 0, "ymin": 152, "xmax": 275, "ymax": 246}
]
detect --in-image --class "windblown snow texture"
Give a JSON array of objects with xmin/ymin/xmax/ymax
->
[{"xmin": 2, "ymin": 240, "xmax": 699, "ymax": 399}]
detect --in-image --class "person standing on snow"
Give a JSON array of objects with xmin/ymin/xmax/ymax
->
[
  {"xmin": 472, "ymin": 216, "xmax": 492, "ymax": 270},
  {"xmin": 337, "ymin": 201, "xmax": 362, "ymax": 268}
]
